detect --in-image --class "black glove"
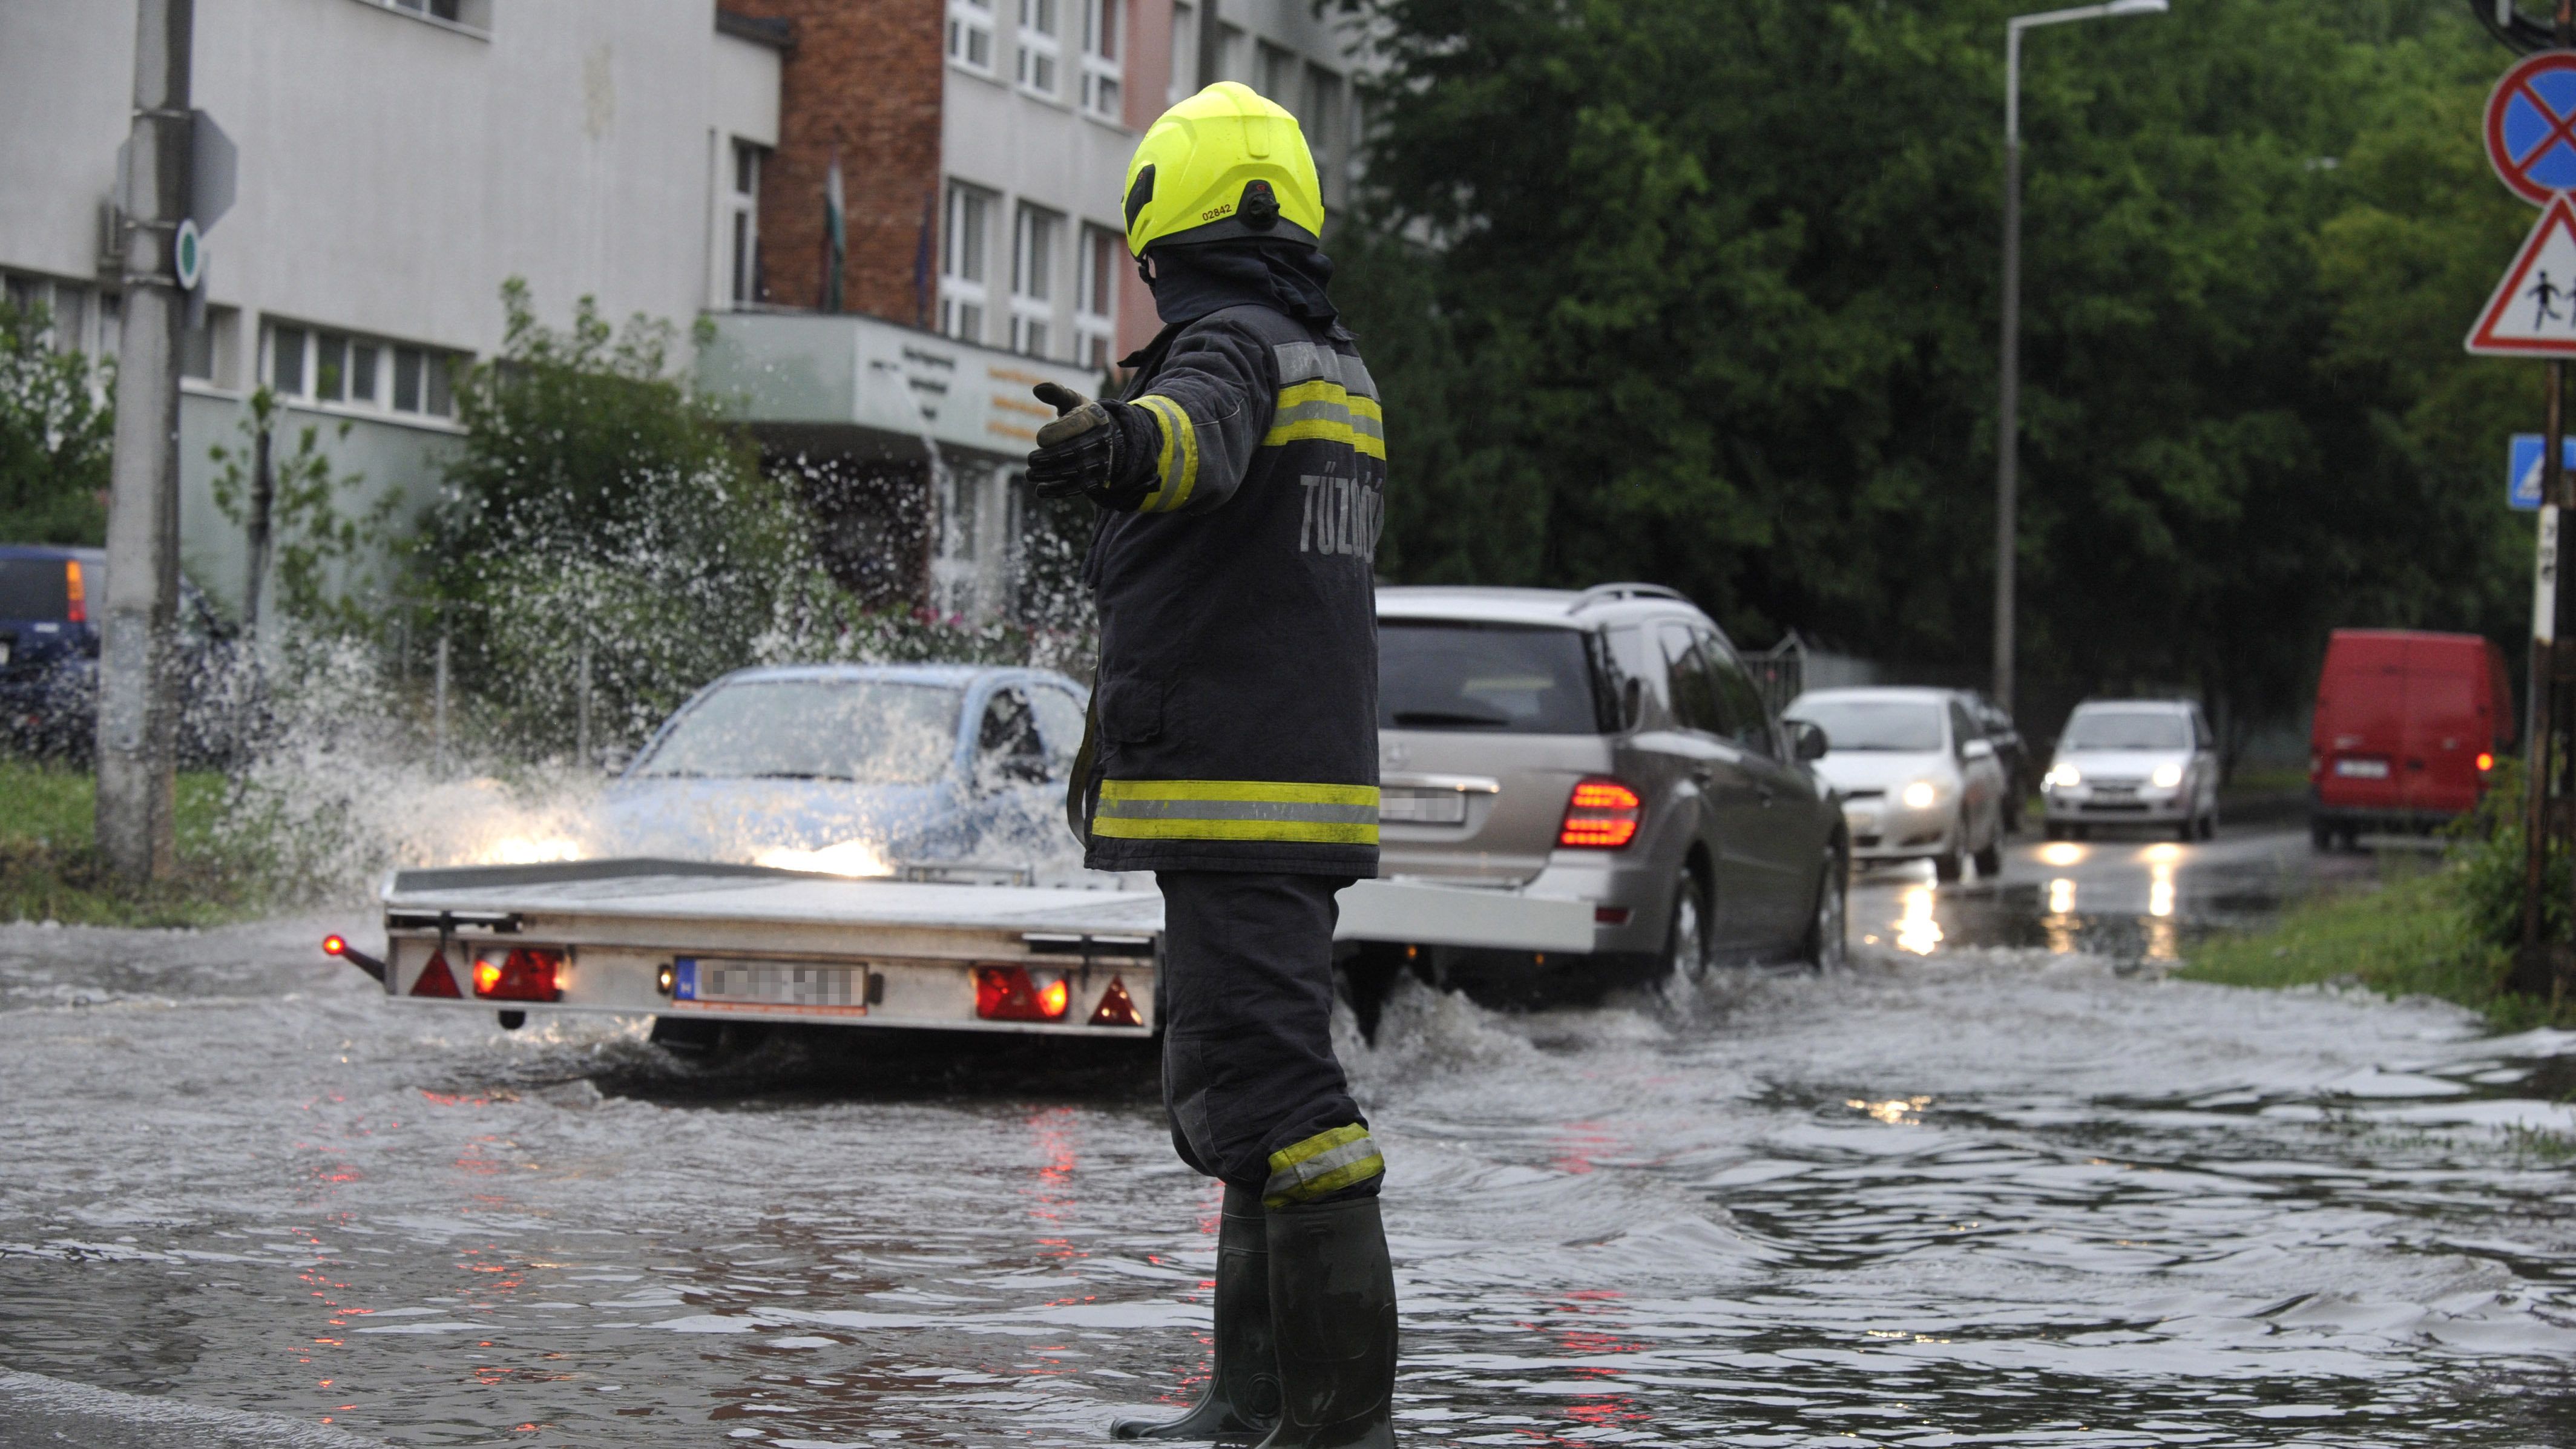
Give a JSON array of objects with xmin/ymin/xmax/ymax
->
[{"xmin": 1027, "ymin": 383, "xmax": 1120, "ymax": 500}]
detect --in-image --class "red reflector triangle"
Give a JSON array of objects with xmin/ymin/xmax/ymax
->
[
  {"xmin": 1088, "ymin": 976, "xmax": 1141, "ymax": 1027},
  {"xmin": 411, "ymin": 951, "xmax": 462, "ymax": 999}
]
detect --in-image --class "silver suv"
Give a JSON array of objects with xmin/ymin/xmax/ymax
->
[{"xmin": 1374, "ymin": 584, "xmax": 1848, "ymax": 985}]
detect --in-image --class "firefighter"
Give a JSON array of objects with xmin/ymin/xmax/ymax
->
[{"xmin": 1023, "ymin": 82, "xmax": 1395, "ymax": 1449}]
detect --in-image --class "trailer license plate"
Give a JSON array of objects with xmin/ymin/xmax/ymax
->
[
  {"xmin": 673, "ymin": 958, "xmax": 865, "ymax": 1009},
  {"xmin": 2335, "ymin": 758, "xmax": 2390, "ymax": 779},
  {"xmin": 1379, "ymin": 789, "xmax": 1468, "ymax": 825}
]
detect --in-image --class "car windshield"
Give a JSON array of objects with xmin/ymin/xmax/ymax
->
[
  {"xmin": 634, "ymin": 680, "xmax": 962, "ymax": 783},
  {"xmin": 2062, "ymin": 710, "xmax": 2190, "ymax": 751},
  {"xmin": 1785, "ymin": 698, "xmax": 1944, "ymax": 752},
  {"xmin": 1379, "ymin": 622, "xmax": 1602, "ymax": 734}
]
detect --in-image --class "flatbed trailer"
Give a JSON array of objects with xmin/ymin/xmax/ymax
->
[{"xmin": 339, "ymin": 859, "xmax": 1598, "ymax": 1038}]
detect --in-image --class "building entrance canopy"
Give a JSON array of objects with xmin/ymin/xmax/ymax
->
[{"xmin": 700, "ymin": 311, "xmax": 1109, "ymax": 463}]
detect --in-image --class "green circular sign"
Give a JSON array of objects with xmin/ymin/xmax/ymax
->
[{"xmin": 173, "ymin": 218, "xmax": 202, "ymax": 290}]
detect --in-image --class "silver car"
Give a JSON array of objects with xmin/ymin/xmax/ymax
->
[
  {"xmin": 2041, "ymin": 698, "xmax": 2220, "ymax": 841},
  {"xmin": 1783, "ymin": 687, "xmax": 2009, "ymax": 881},
  {"xmin": 1373, "ymin": 584, "xmax": 1847, "ymax": 986}
]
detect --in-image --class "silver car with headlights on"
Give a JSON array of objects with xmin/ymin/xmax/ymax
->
[
  {"xmin": 1372, "ymin": 584, "xmax": 1848, "ymax": 989},
  {"xmin": 2040, "ymin": 698, "xmax": 2220, "ymax": 841},
  {"xmin": 1783, "ymin": 687, "xmax": 2009, "ymax": 881}
]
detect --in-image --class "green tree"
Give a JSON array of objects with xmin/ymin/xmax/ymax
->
[
  {"xmin": 0, "ymin": 301, "xmax": 112, "ymax": 545},
  {"xmin": 1335, "ymin": 0, "xmax": 2523, "ymax": 744},
  {"xmin": 422, "ymin": 280, "xmax": 812, "ymax": 754}
]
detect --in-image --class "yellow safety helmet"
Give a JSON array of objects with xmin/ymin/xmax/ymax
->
[{"xmin": 1123, "ymin": 82, "xmax": 1326, "ymax": 255}]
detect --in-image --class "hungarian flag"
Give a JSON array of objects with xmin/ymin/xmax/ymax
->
[{"xmin": 823, "ymin": 150, "xmax": 847, "ymax": 313}]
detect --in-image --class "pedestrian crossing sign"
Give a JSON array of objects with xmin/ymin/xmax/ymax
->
[{"xmin": 2469, "ymin": 194, "xmax": 2576, "ymax": 355}]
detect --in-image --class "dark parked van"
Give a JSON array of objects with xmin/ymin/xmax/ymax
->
[{"xmin": 2308, "ymin": 629, "xmax": 2514, "ymax": 848}]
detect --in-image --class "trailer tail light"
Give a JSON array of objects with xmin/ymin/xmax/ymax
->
[
  {"xmin": 1088, "ymin": 978, "xmax": 1142, "ymax": 1028},
  {"xmin": 64, "ymin": 560, "xmax": 85, "ymax": 624},
  {"xmin": 411, "ymin": 950, "xmax": 462, "ymax": 998},
  {"xmin": 2479, "ymin": 751, "xmax": 2496, "ymax": 774},
  {"xmin": 976, "ymin": 965, "xmax": 1069, "ymax": 1021},
  {"xmin": 1558, "ymin": 778, "xmax": 1642, "ymax": 849},
  {"xmin": 472, "ymin": 948, "xmax": 564, "ymax": 1003}
]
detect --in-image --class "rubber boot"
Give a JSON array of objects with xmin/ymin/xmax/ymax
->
[
  {"xmin": 1114, "ymin": 1183, "xmax": 1283, "ymax": 1440},
  {"xmin": 1254, "ymin": 1195, "xmax": 1397, "ymax": 1449}
]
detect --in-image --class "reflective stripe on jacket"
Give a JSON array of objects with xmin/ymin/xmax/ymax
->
[{"xmin": 1076, "ymin": 303, "xmax": 1385, "ymax": 876}]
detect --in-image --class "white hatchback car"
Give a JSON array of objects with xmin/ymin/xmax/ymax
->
[
  {"xmin": 2040, "ymin": 698, "xmax": 2220, "ymax": 841},
  {"xmin": 1784, "ymin": 687, "xmax": 2009, "ymax": 881}
]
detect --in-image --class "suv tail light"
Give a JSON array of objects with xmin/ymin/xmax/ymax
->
[
  {"xmin": 1559, "ymin": 778, "xmax": 1642, "ymax": 849},
  {"xmin": 976, "ymin": 965, "xmax": 1069, "ymax": 1021},
  {"xmin": 473, "ymin": 947, "xmax": 564, "ymax": 1002},
  {"xmin": 64, "ymin": 560, "xmax": 85, "ymax": 624}
]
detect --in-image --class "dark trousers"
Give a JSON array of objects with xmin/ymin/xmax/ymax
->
[{"xmin": 1156, "ymin": 870, "xmax": 1375, "ymax": 1195}]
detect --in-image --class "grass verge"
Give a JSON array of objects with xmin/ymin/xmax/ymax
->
[
  {"xmin": 0, "ymin": 760, "xmax": 264, "ymax": 927},
  {"xmin": 2178, "ymin": 853, "xmax": 2574, "ymax": 1032}
]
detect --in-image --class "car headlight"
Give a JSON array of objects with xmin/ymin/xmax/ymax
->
[
  {"xmin": 2045, "ymin": 763, "xmax": 2081, "ymax": 789},
  {"xmin": 2150, "ymin": 763, "xmax": 2184, "ymax": 789},
  {"xmin": 1901, "ymin": 780, "xmax": 1939, "ymax": 810}
]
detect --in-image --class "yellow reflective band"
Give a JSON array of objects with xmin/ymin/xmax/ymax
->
[
  {"xmin": 1091, "ymin": 816, "xmax": 1379, "ymax": 843},
  {"xmin": 1264, "ymin": 418, "xmax": 1388, "ymax": 459},
  {"xmin": 1263, "ymin": 1123, "xmax": 1386, "ymax": 1208},
  {"xmin": 1135, "ymin": 394, "xmax": 1200, "ymax": 511},
  {"xmin": 1092, "ymin": 778, "xmax": 1381, "ymax": 846},
  {"xmin": 1099, "ymin": 779, "xmax": 1379, "ymax": 806}
]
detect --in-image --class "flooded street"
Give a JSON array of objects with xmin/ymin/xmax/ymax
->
[{"xmin": 8, "ymin": 825, "xmax": 2576, "ymax": 1447}]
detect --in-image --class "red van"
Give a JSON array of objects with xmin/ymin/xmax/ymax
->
[{"xmin": 2309, "ymin": 629, "xmax": 2514, "ymax": 848}]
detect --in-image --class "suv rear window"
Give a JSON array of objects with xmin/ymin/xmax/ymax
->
[
  {"xmin": 1380, "ymin": 622, "xmax": 1603, "ymax": 734},
  {"xmin": 0, "ymin": 559, "xmax": 82, "ymax": 621}
]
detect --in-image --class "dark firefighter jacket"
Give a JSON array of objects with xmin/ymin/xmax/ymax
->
[{"xmin": 1071, "ymin": 301, "xmax": 1386, "ymax": 877}]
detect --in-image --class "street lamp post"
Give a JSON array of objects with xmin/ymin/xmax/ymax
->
[{"xmin": 1994, "ymin": 0, "xmax": 2166, "ymax": 718}]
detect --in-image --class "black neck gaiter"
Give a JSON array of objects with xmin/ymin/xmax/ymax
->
[{"xmin": 1143, "ymin": 239, "xmax": 1340, "ymax": 329}]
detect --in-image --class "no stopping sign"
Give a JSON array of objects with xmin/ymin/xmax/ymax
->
[{"xmin": 2488, "ymin": 50, "xmax": 2576, "ymax": 205}]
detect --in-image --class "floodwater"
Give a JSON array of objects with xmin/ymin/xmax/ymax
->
[{"xmin": 7, "ymin": 824, "xmax": 2576, "ymax": 1447}]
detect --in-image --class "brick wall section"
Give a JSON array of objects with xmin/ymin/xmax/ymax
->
[{"xmin": 731, "ymin": 0, "xmax": 944, "ymax": 326}]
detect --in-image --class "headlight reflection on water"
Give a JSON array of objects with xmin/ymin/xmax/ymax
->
[{"xmin": 1894, "ymin": 885, "xmax": 1944, "ymax": 955}]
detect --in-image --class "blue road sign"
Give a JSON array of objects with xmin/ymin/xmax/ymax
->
[{"xmin": 2509, "ymin": 433, "xmax": 2576, "ymax": 510}]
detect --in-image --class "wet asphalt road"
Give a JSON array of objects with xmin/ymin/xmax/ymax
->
[{"xmin": 7, "ymin": 822, "xmax": 2576, "ymax": 1448}]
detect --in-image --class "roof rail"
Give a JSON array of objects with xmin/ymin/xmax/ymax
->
[{"xmin": 1566, "ymin": 582, "xmax": 1688, "ymax": 614}]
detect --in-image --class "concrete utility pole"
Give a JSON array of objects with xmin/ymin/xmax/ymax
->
[
  {"xmin": 1994, "ymin": 0, "xmax": 2166, "ymax": 717},
  {"xmin": 1195, "ymin": 0, "xmax": 1223, "ymax": 91},
  {"xmin": 97, "ymin": 0, "xmax": 194, "ymax": 882}
]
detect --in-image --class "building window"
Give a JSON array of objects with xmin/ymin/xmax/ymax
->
[
  {"xmin": 1011, "ymin": 203, "xmax": 1061, "ymax": 358},
  {"xmin": 942, "ymin": 182, "xmax": 994, "ymax": 344},
  {"xmin": 1080, "ymin": 0, "xmax": 1120, "ymax": 120},
  {"xmin": 1169, "ymin": 1, "xmax": 1195, "ymax": 98},
  {"xmin": 947, "ymin": 0, "xmax": 995, "ymax": 73},
  {"xmin": 729, "ymin": 139, "xmax": 764, "ymax": 307},
  {"xmin": 264, "ymin": 319, "xmax": 453, "ymax": 417},
  {"xmin": 1017, "ymin": 0, "xmax": 1060, "ymax": 97},
  {"xmin": 1303, "ymin": 65, "xmax": 1345, "ymax": 207},
  {"xmin": 269, "ymin": 324, "xmax": 308, "ymax": 396},
  {"xmin": 1077, "ymin": 225, "xmax": 1119, "ymax": 370},
  {"xmin": 1258, "ymin": 41, "xmax": 1295, "ymax": 105}
]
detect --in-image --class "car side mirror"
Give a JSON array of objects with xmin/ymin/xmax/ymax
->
[
  {"xmin": 599, "ymin": 745, "xmax": 634, "ymax": 778},
  {"xmin": 1791, "ymin": 720, "xmax": 1828, "ymax": 762},
  {"xmin": 1963, "ymin": 738, "xmax": 1996, "ymax": 761}
]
